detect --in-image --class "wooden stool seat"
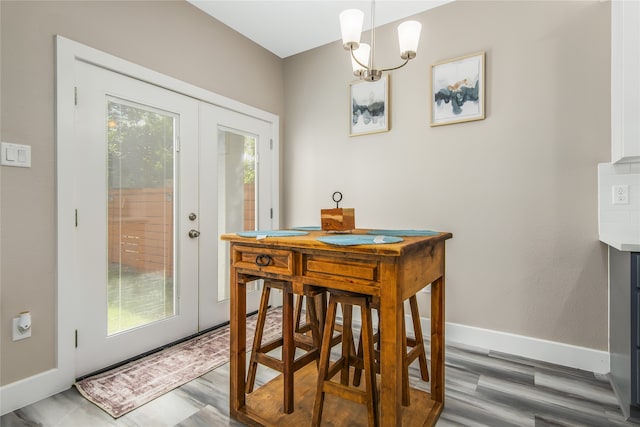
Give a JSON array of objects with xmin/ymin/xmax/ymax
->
[
  {"xmin": 246, "ymin": 280, "xmax": 324, "ymax": 414},
  {"xmin": 313, "ymin": 290, "xmax": 379, "ymax": 427}
]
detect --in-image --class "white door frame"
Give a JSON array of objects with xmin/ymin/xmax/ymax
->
[{"xmin": 0, "ymin": 35, "xmax": 280, "ymax": 415}]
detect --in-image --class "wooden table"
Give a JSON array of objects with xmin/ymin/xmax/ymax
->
[{"xmin": 221, "ymin": 229, "xmax": 452, "ymax": 427}]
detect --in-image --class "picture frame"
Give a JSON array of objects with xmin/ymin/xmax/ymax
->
[
  {"xmin": 349, "ymin": 75, "xmax": 389, "ymax": 136},
  {"xmin": 430, "ymin": 51, "xmax": 485, "ymax": 127}
]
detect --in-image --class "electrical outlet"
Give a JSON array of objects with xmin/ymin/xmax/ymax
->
[
  {"xmin": 12, "ymin": 317, "xmax": 32, "ymax": 341},
  {"xmin": 612, "ymin": 185, "xmax": 629, "ymax": 205}
]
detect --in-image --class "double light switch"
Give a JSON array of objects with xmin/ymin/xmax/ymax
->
[{"xmin": 1, "ymin": 142, "xmax": 31, "ymax": 168}]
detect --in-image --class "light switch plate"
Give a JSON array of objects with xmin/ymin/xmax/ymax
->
[{"xmin": 1, "ymin": 142, "xmax": 31, "ymax": 168}]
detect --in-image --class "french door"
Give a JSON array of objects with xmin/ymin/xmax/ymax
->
[
  {"xmin": 73, "ymin": 61, "xmax": 272, "ymax": 377},
  {"xmin": 198, "ymin": 103, "xmax": 274, "ymax": 328}
]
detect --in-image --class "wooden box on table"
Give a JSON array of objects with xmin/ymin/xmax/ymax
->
[{"xmin": 320, "ymin": 208, "xmax": 355, "ymax": 232}]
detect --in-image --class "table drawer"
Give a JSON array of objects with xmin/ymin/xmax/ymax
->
[
  {"xmin": 232, "ymin": 245, "xmax": 294, "ymax": 276},
  {"xmin": 304, "ymin": 254, "xmax": 378, "ymax": 283}
]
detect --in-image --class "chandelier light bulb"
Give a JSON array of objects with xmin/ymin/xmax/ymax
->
[
  {"xmin": 398, "ymin": 20, "xmax": 422, "ymax": 60},
  {"xmin": 339, "ymin": 9, "xmax": 364, "ymax": 50}
]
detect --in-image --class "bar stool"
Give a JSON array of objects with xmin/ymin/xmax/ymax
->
[
  {"xmin": 245, "ymin": 279, "xmax": 324, "ymax": 414},
  {"xmin": 295, "ymin": 288, "xmax": 349, "ymax": 358},
  {"xmin": 312, "ymin": 289, "xmax": 378, "ymax": 427},
  {"xmin": 353, "ymin": 294, "xmax": 429, "ymax": 406}
]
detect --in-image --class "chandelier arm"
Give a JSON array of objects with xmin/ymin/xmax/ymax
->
[
  {"xmin": 350, "ymin": 48, "xmax": 410, "ymax": 74},
  {"xmin": 378, "ymin": 58, "xmax": 410, "ymax": 73},
  {"xmin": 350, "ymin": 47, "xmax": 370, "ymax": 70}
]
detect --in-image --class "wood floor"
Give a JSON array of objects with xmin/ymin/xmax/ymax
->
[{"xmin": 1, "ymin": 340, "xmax": 636, "ymax": 426}]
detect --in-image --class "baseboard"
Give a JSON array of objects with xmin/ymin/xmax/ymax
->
[
  {"xmin": 344, "ymin": 312, "xmax": 610, "ymax": 374},
  {"xmin": 0, "ymin": 367, "xmax": 73, "ymax": 416},
  {"xmin": 414, "ymin": 317, "xmax": 610, "ymax": 374}
]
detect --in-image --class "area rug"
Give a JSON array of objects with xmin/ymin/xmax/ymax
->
[{"xmin": 75, "ymin": 307, "xmax": 282, "ymax": 418}]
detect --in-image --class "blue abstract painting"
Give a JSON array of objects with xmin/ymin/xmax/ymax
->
[{"xmin": 431, "ymin": 52, "xmax": 485, "ymax": 126}]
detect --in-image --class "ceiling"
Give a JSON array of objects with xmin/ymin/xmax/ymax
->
[{"xmin": 187, "ymin": 1, "xmax": 453, "ymax": 59}]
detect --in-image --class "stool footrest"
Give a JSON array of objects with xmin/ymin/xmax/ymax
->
[
  {"xmin": 296, "ymin": 323, "xmax": 313, "ymax": 334},
  {"xmin": 406, "ymin": 343, "xmax": 425, "ymax": 365},
  {"xmin": 293, "ymin": 350, "xmax": 320, "ymax": 371},
  {"xmin": 257, "ymin": 337, "xmax": 284, "ymax": 355},
  {"xmin": 294, "ymin": 333, "xmax": 316, "ymax": 350},
  {"xmin": 253, "ymin": 353, "xmax": 285, "ymax": 372},
  {"xmin": 322, "ymin": 380, "xmax": 371, "ymax": 406}
]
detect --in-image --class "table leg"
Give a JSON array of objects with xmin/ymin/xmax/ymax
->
[
  {"xmin": 431, "ymin": 275, "xmax": 445, "ymax": 403},
  {"xmin": 230, "ymin": 271, "xmax": 247, "ymax": 418},
  {"xmin": 379, "ymin": 281, "xmax": 403, "ymax": 426},
  {"xmin": 282, "ymin": 286, "xmax": 294, "ymax": 414}
]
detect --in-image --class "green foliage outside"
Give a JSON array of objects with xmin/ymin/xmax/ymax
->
[
  {"xmin": 243, "ymin": 137, "xmax": 256, "ymax": 185},
  {"xmin": 108, "ymin": 101, "xmax": 256, "ymax": 187},
  {"xmin": 107, "ymin": 266, "xmax": 174, "ymax": 335},
  {"xmin": 108, "ymin": 102, "xmax": 174, "ymax": 189}
]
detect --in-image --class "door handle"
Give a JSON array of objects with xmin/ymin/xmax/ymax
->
[{"xmin": 188, "ymin": 229, "xmax": 200, "ymax": 238}]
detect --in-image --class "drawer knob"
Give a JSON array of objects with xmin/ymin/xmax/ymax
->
[{"xmin": 255, "ymin": 254, "xmax": 272, "ymax": 267}]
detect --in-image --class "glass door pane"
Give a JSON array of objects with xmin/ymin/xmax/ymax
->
[
  {"xmin": 107, "ymin": 98, "xmax": 176, "ymax": 335},
  {"xmin": 217, "ymin": 129, "xmax": 257, "ymax": 302}
]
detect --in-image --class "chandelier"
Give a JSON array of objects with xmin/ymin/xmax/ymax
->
[{"xmin": 339, "ymin": 1, "xmax": 422, "ymax": 82}]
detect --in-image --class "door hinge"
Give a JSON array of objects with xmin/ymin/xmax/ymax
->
[
  {"xmin": 270, "ymin": 208, "xmax": 273, "ymax": 219},
  {"xmin": 75, "ymin": 329, "xmax": 78, "ymax": 348},
  {"xmin": 74, "ymin": 87, "xmax": 78, "ymax": 106},
  {"xmin": 176, "ymin": 136, "xmax": 181, "ymax": 152},
  {"xmin": 270, "ymin": 139, "xmax": 273, "ymax": 150},
  {"xmin": 75, "ymin": 209, "xmax": 78, "ymax": 227}
]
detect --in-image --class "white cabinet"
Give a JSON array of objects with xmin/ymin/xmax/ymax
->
[{"xmin": 612, "ymin": 0, "xmax": 640, "ymax": 163}]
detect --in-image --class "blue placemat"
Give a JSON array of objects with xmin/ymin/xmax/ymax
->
[
  {"xmin": 236, "ymin": 230, "xmax": 309, "ymax": 238},
  {"xmin": 290, "ymin": 226, "xmax": 322, "ymax": 231},
  {"xmin": 317, "ymin": 235, "xmax": 403, "ymax": 246},
  {"xmin": 366, "ymin": 229, "xmax": 439, "ymax": 237}
]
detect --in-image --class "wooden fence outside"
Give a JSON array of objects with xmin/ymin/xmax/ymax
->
[
  {"xmin": 244, "ymin": 183, "xmax": 256, "ymax": 231},
  {"xmin": 108, "ymin": 183, "xmax": 255, "ymax": 274},
  {"xmin": 108, "ymin": 187, "xmax": 174, "ymax": 275}
]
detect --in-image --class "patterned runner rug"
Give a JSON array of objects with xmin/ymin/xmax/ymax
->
[{"xmin": 75, "ymin": 307, "xmax": 282, "ymax": 418}]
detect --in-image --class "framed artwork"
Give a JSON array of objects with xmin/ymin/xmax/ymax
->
[
  {"xmin": 349, "ymin": 75, "xmax": 389, "ymax": 136},
  {"xmin": 430, "ymin": 51, "xmax": 485, "ymax": 126}
]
